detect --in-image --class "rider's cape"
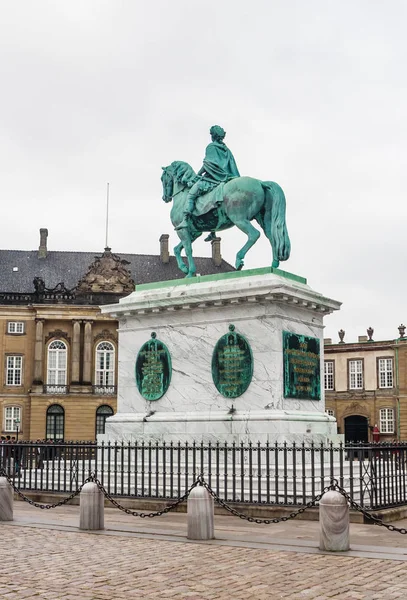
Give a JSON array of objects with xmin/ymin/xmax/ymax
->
[
  {"xmin": 192, "ymin": 141, "xmax": 240, "ymax": 216},
  {"xmin": 202, "ymin": 141, "xmax": 240, "ymax": 182}
]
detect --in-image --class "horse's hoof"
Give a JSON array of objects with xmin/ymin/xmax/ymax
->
[
  {"xmin": 180, "ymin": 265, "xmax": 188, "ymax": 274},
  {"xmin": 235, "ymin": 260, "xmax": 244, "ymax": 271},
  {"xmin": 185, "ymin": 273, "xmax": 196, "ymax": 278},
  {"xmin": 272, "ymin": 260, "xmax": 279, "ymax": 269}
]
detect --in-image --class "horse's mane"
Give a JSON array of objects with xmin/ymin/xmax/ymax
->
[{"xmin": 170, "ymin": 161, "xmax": 197, "ymax": 185}]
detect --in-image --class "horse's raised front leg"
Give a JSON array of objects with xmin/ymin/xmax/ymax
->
[
  {"xmin": 173, "ymin": 241, "xmax": 188, "ymax": 274},
  {"xmin": 233, "ymin": 220, "xmax": 261, "ymax": 270}
]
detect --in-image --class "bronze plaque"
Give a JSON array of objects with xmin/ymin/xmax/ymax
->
[
  {"xmin": 135, "ymin": 332, "xmax": 172, "ymax": 401},
  {"xmin": 212, "ymin": 324, "xmax": 253, "ymax": 398},
  {"xmin": 283, "ymin": 331, "xmax": 320, "ymax": 400}
]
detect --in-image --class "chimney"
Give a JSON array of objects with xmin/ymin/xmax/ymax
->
[
  {"xmin": 211, "ymin": 236, "xmax": 222, "ymax": 267},
  {"xmin": 38, "ymin": 228, "xmax": 48, "ymax": 259},
  {"xmin": 358, "ymin": 335, "xmax": 368, "ymax": 342},
  {"xmin": 159, "ymin": 234, "xmax": 169, "ymax": 264},
  {"xmin": 324, "ymin": 338, "xmax": 332, "ymax": 345}
]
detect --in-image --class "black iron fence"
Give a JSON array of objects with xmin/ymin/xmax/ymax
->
[{"xmin": 1, "ymin": 441, "xmax": 406, "ymax": 510}]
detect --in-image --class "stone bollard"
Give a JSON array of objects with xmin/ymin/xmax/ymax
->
[
  {"xmin": 0, "ymin": 477, "xmax": 13, "ymax": 521},
  {"xmin": 187, "ymin": 485, "xmax": 215, "ymax": 540},
  {"xmin": 319, "ymin": 490, "xmax": 349, "ymax": 551},
  {"xmin": 80, "ymin": 482, "xmax": 104, "ymax": 530}
]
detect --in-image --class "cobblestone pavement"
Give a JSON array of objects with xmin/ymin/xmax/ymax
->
[{"xmin": 1, "ymin": 504, "xmax": 407, "ymax": 599}]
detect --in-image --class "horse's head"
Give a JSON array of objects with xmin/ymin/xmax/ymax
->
[{"xmin": 161, "ymin": 166, "xmax": 173, "ymax": 203}]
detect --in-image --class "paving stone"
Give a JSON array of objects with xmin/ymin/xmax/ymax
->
[{"xmin": 1, "ymin": 505, "xmax": 407, "ymax": 600}]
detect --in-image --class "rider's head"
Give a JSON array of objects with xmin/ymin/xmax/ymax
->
[{"xmin": 210, "ymin": 125, "xmax": 226, "ymax": 142}]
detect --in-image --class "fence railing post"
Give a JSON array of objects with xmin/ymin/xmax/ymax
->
[
  {"xmin": 0, "ymin": 477, "xmax": 13, "ymax": 521},
  {"xmin": 319, "ymin": 489, "xmax": 349, "ymax": 551}
]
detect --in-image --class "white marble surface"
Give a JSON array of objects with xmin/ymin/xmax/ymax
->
[
  {"xmin": 319, "ymin": 490, "xmax": 350, "ymax": 551},
  {"xmin": 103, "ymin": 271, "xmax": 340, "ymax": 316},
  {"xmin": 101, "ymin": 409, "xmax": 339, "ymax": 444},
  {"xmin": 101, "ymin": 271, "xmax": 341, "ymax": 444}
]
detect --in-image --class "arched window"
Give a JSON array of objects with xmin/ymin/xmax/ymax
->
[
  {"xmin": 94, "ymin": 341, "xmax": 115, "ymax": 393},
  {"xmin": 46, "ymin": 404, "xmax": 64, "ymax": 440},
  {"xmin": 96, "ymin": 405, "xmax": 114, "ymax": 436},
  {"xmin": 47, "ymin": 340, "xmax": 67, "ymax": 393}
]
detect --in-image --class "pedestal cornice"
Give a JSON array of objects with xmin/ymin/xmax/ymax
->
[{"xmin": 101, "ymin": 269, "xmax": 341, "ymax": 318}]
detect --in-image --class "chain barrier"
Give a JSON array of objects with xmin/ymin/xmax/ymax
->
[
  {"xmin": 0, "ymin": 469, "xmax": 201, "ymax": 516},
  {"xmin": 329, "ymin": 478, "xmax": 407, "ymax": 535},
  {"xmin": 198, "ymin": 477, "xmax": 332, "ymax": 524},
  {"xmin": 90, "ymin": 474, "xmax": 202, "ymax": 518},
  {"xmin": 0, "ymin": 467, "xmax": 90, "ymax": 510},
  {"xmin": 2, "ymin": 467, "xmax": 407, "ymax": 534}
]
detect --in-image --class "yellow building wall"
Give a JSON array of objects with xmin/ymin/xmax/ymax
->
[
  {"xmin": 330, "ymin": 348, "xmax": 394, "ymax": 392},
  {"xmin": 29, "ymin": 395, "xmax": 117, "ymax": 441},
  {"xmin": 0, "ymin": 304, "xmax": 118, "ymax": 441}
]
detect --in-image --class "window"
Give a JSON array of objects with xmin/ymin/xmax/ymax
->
[
  {"xmin": 96, "ymin": 405, "xmax": 114, "ymax": 436},
  {"xmin": 4, "ymin": 406, "xmax": 21, "ymax": 432},
  {"xmin": 324, "ymin": 361, "xmax": 334, "ymax": 390},
  {"xmin": 349, "ymin": 360, "xmax": 363, "ymax": 390},
  {"xmin": 7, "ymin": 321, "xmax": 24, "ymax": 334},
  {"xmin": 95, "ymin": 342, "xmax": 115, "ymax": 388},
  {"xmin": 47, "ymin": 340, "xmax": 67, "ymax": 386},
  {"xmin": 46, "ymin": 404, "xmax": 64, "ymax": 440},
  {"xmin": 380, "ymin": 408, "xmax": 394, "ymax": 434},
  {"xmin": 325, "ymin": 409, "xmax": 335, "ymax": 417},
  {"xmin": 378, "ymin": 358, "xmax": 393, "ymax": 389},
  {"xmin": 6, "ymin": 355, "xmax": 22, "ymax": 386}
]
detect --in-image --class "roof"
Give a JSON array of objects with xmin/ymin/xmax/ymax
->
[{"xmin": 0, "ymin": 249, "xmax": 235, "ymax": 294}]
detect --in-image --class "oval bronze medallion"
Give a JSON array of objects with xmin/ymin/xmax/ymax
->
[
  {"xmin": 135, "ymin": 332, "xmax": 172, "ymax": 401},
  {"xmin": 212, "ymin": 324, "xmax": 253, "ymax": 398}
]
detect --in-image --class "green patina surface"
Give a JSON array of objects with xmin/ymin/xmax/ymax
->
[
  {"xmin": 161, "ymin": 125, "xmax": 291, "ymax": 277},
  {"xmin": 283, "ymin": 331, "xmax": 321, "ymax": 401},
  {"xmin": 135, "ymin": 332, "xmax": 172, "ymax": 401},
  {"xmin": 212, "ymin": 324, "xmax": 253, "ymax": 399},
  {"xmin": 136, "ymin": 266, "xmax": 306, "ymax": 291}
]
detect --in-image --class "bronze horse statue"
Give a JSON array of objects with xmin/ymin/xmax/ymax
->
[{"xmin": 161, "ymin": 161, "xmax": 291, "ymax": 277}]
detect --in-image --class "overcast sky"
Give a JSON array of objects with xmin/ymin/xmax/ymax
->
[{"xmin": 1, "ymin": 1, "xmax": 406, "ymax": 343}]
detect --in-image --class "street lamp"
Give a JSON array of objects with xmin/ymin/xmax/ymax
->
[{"xmin": 14, "ymin": 418, "xmax": 20, "ymax": 442}]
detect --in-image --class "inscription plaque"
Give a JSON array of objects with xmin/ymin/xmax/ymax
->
[
  {"xmin": 212, "ymin": 324, "xmax": 253, "ymax": 398},
  {"xmin": 283, "ymin": 331, "xmax": 320, "ymax": 400},
  {"xmin": 135, "ymin": 332, "xmax": 172, "ymax": 401}
]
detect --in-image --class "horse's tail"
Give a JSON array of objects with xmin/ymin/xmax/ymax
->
[{"xmin": 261, "ymin": 181, "xmax": 291, "ymax": 262}]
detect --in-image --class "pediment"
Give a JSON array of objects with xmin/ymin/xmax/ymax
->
[{"xmin": 77, "ymin": 248, "xmax": 135, "ymax": 295}]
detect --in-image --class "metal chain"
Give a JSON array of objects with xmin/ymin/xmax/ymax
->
[
  {"xmin": 199, "ymin": 477, "xmax": 332, "ymax": 524},
  {"xmin": 0, "ymin": 468, "xmax": 89, "ymax": 510},
  {"xmin": 330, "ymin": 478, "xmax": 407, "ymax": 535},
  {"xmin": 2, "ymin": 467, "xmax": 407, "ymax": 535},
  {"xmin": 91, "ymin": 475, "xmax": 201, "ymax": 518}
]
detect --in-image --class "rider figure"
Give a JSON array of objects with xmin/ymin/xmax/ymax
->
[{"xmin": 175, "ymin": 125, "xmax": 240, "ymax": 230}]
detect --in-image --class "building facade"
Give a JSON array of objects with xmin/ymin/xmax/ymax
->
[
  {"xmin": 0, "ymin": 230, "xmax": 233, "ymax": 441},
  {"xmin": 324, "ymin": 326, "xmax": 407, "ymax": 442}
]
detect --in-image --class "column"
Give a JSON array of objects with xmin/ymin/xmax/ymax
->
[
  {"xmin": 71, "ymin": 320, "xmax": 82, "ymax": 385},
  {"xmin": 83, "ymin": 321, "xmax": 93, "ymax": 385},
  {"xmin": 33, "ymin": 319, "xmax": 44, "ymax": 385}
]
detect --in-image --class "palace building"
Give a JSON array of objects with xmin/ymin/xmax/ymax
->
[
  {"xmin": 324, "ymin": 325, "xmax": 407, "ymax": 442},
  {"xmin": 0, "ymin": 229, "xmax": 233, "ymax": 441}
]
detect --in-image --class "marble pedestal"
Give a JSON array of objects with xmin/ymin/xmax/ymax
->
[{"xmin": 100, "ymin": 267, "xmax": 341, "ymax": 445}]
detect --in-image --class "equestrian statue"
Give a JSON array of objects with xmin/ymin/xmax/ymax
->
[{"xmin": 161, "ymin": 125, "xmax": 291, "ymax": 278}]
